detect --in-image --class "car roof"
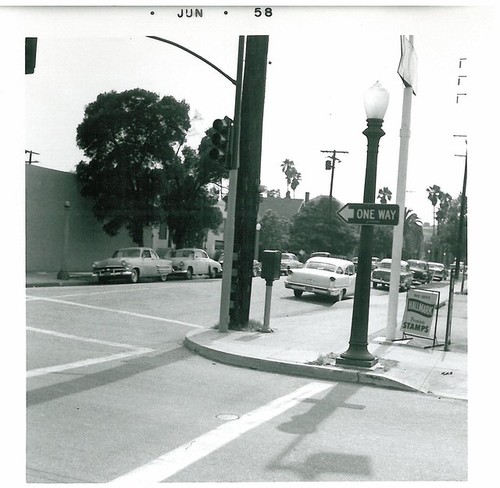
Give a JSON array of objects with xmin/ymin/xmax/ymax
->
[
  {"xmin": 380, "ymin": 258, "xmax": 409, "ymax": 266},
  {"xmin": 306, "ymin": 256, "xmax": 354, "ymax": 266}
]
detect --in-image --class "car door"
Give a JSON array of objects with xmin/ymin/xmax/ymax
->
[
  {"xmin": 345, "ymin": 264, "xmax": 357, "ymax": 295},
  {"xmin": 194, "ymin": 250, "xmax": 210, "ymax": 274},
  {"xmin": 140, "ymin": 249, "xmax": 155, "ymax": 277}
]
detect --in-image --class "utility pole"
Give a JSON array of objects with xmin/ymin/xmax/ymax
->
[
  {"xmin": 229, "ymin": 35, "xmax": 269, "ymax": 329},
  {"xmin": 320, "ymin": 149, "xmax": 348, "ymax": 215}
]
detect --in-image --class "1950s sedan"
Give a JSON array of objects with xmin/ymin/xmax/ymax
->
[
  {"xmin": 284, "ymin": 256, "xmax": 356, "ymax": 302},
  {"xmin": 371, "ymin": 258, "xmax": 413, "ymax": 291},
  {"xmin": 170, "ymin": 248, "xmax": 222, "ymax": 279},
  {"xmin": 92, "ymin": 247, "xmax": 172, "ymax": 284}
]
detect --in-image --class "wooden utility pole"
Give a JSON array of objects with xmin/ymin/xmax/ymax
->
[{"xmin": 229, "ymin": 35, "xmax": 269, "ymax": 328}]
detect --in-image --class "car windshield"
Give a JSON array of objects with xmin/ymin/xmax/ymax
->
[
  {"xmin": 378, "ymin": 262, "xmax": 392, "ymax": 269},
  {"xmin": 174, "ymin": 250, "xmax": 194, "ymax": 258},
  {"xmin": 429, "ymin": 263, "xmax": 443, "ymax": 270},
  {"xmin": 305, "ymin": 261, "xmax": 338, "ymax": 272},
  {"xmin": 410, "ymin": 261, "xmax": 426, "ymax": 270},
  {"xmin": 113, "ymin": 249, "xmax": 141, "ymax": 258}
]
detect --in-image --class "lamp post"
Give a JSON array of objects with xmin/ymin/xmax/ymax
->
[
  {"xmin": 337, "ymin": 82, "xmax": 389, "ymax": 368},
  {"xmin": 254, "ymin": 222, "xmax": 261, "ymax": 260},
  {"xmin": 57, "ymin": 201, "xmax": 71, "ymax": 280}
]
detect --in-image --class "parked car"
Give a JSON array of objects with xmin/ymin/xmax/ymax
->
[
  {"xmin": 170, "ymin": 248, "xmax": 222, "ymax": 279},
  {"xmin": 280, "ymin": 252, "xmax": 304, "ymax": 275},
  {"xmin": 310, "ymin": 251, "xmax": 332, "ymax": 258},
  {"xmin": 352, "ymin": 256, "xmax": 379, "ymax": 271},
  {"xmin": 285, "ymin": 256, "xmax": 356, "ymax": 301},
  {"xmin": 428, "ymin": 261, "xmax": 448, "ymax": 281},
  {"xmin": 371, "ymin": 258, "xmax": 413, "ymax": 291},
  {"xmin": 92, "ymin": 247, "xmax": 172, "ymax": 284},
  {"xmin": 407, "ymin": 259, "xmax": 433, "ymax": 284},
  {"xmin": 218, "ymin": 252, "xmax": 261, "ymax": 277}
]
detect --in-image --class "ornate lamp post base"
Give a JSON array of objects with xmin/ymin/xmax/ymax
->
[{"xmin": 336, "ymin": 346, "xmax": 378, "ymax": 368}]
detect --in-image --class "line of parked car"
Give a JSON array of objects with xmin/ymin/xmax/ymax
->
[
  {"xmin": 92, "ymin": 247, "xmax": 223, "ymax": 283},
  {"xmin": 91, "ymin": 247, "xmax": 450, "ymax": 304}
]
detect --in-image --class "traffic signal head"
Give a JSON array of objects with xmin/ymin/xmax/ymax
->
[
  {"xmin": 325, "ymin": 160, "xmax": 332, "ymax": 170},
  {"xmin": 209, "ymin": 116, "xmax": 233, "ymax": 168}
]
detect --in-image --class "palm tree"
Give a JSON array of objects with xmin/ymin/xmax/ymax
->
[
  {"xmin": 377, "ymin": 186, "xmax": 392, "ymax": 204},
  {"xmin": 281, "ymin": 159, "xmax": 297, "ymax": 198},
  {"xmin": 426, "ymin": 184, "xmax": 442, "ymax": 235},
  {"xmin": 290, "ymin": 172, "xmax": 302, "ymax": 197},
  {"xmin": 403, "ymin": 208, "xmax": 423, "ymax": 259}
]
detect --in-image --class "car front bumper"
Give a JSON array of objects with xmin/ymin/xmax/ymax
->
[{"xmin": 93, "ymin": 269, "xmax": 132, "ymax": 278}]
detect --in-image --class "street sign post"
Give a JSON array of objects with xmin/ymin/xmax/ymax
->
[{"xmin": 337, "ymin": 203, "xmax": 399, "ymax": 226}]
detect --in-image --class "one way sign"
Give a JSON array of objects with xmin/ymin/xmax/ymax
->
[{"xmin": 337, "ymin": 203, "xmax": 400, "ymax": 226}]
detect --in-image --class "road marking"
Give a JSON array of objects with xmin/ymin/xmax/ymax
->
[
  {"xmin": 27, "ymin": 349, "xmax": 153, "ymax": 378},
  {"xmin": 26, "ymin": 295, "xmax": 205, "ymax": 328},
  {"xmin": 26, "ymin": 327, "xmax": 155, "ymax": 378},
  {"xmin": 26, "ymin": 326, "xmax": 148, "ymax": 349},
  {"xmin": 110, "ymin": 381, "xmax": 332, "ymax": 483}
]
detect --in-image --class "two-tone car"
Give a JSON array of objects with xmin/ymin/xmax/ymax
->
[
  {"xmin": 170, "ymin": 248, "xmax": 222, "ymax": 279},
  {"xmin": 92, "ymin": 247, "xmax": 172, "ymax": 284},
  {"xmin": 371, "ymin": 258, "xmax": 413, "ymax": 291},
  {"xmin": 284, "ymin": 256, "xmax": 356, "ymax": 302}
]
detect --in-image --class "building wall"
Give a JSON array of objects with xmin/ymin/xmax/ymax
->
[{"xmin": 26, "ymin": 165, "xmax": 135, "ymax": 272}]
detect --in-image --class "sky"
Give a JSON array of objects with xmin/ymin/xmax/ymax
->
[{"xmin": 1, "ymin": 2, "xmax": 498, "ymax": 228}]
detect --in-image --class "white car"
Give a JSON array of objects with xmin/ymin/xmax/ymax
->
[
  {"xmin": 170, "ymin": 248, "xmax": 222, "ymax": 279},
  {"xmin": 284, "ymin": 256, "xmax": 356, "ymax": 301}
]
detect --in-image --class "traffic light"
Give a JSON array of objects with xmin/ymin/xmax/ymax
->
[
  {"xmin": 325, "ymin": 159, "xmax": 332, "ymax": 170},
  {"xmin": 209, "ymin": 116, "xmax": 233, "ymax": 168},
  {"xmin": 25, "ymin": 37, "xmax": 37, "ymax": 74}
]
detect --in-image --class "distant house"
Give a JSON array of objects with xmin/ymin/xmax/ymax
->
[{"xmin": 257, "ymin": 195, "xmax": 306, "ymax": 222}]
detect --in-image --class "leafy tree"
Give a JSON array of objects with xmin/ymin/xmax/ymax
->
[
  {"xmin": 289, "ymin": 196, "xmax": 359, "ymax": 256},
  {"xmin": 433, "ymin": 193, "xmax": 467, "ymax": 265},
  {"xmin": 76, "ymin": 88, "xmax": 190, "ymax": 245},
  {"xmin": 162, "ymin": 146, "xmax": 222, "ymax": 248},
  {"xmin": 372, "ymin": 225, "xmax": 393, "ymax": 258},
  {"xmin": 258, "ymin": 209, "xmax": 291, "ymax": 254}
]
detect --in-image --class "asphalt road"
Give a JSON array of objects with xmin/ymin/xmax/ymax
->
[{"xmin": 25, "ymin": 277, "xmax": 467, "ymax": 482}]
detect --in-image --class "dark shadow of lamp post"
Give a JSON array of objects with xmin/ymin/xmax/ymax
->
[
  {"xmin": 336, "ymin": 82, "xmax": 390, "ymax": 368},
  {"xmin": 57, "ymin": 201, "xmax": 71, "ymax": 280}
]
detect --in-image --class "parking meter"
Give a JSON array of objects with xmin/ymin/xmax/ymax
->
[
  {"xmin": 261, "ymin": 250, "xmax": 282, "ymax": 282},
  {"xmin": 260, "ymin": 250, "xmax": 282, "ymax": 333}
]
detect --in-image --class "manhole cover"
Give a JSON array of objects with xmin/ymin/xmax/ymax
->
[{"xmin": 216, "ymin": 413, "xmax": 240, "ymax": 421}]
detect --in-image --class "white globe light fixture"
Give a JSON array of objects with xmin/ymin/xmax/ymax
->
[{"xmin": 364, "ymin": 81, "xmax": 390, "ymax": 120}]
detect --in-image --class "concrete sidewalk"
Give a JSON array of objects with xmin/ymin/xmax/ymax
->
[
  {"xmin": 26, "ymin": 271, "xmax": 467, "ymax": 400},
  {"xmin": 185, "ymin": 288, "xmax": 467, "ymax": 400}
]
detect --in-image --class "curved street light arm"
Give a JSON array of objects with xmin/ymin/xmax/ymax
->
[{"xmin": 146, "ymin": 35, "xmax": 237, "ymax": 85}]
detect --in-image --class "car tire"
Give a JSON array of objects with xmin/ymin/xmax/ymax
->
[
  {"xmin": 159, "ymin": 274, "xmax": 168, "ymax": 282},
  {"xmin": 97, "ymin": 276, "xmax": 108, "ymax": 285},
  {"xmin": 185, "ymin": 267, "xmax": 193, "ymax": 280},
  {"xmin": 372, "ymin": 282, "xmax": 377, "ymax": 288},
  {"xmin": 293, "ymin": 290, "xmax": 303, "ymax": 298},
  {"xmin": 129, "ymin": 268, "xmax": 139, "ymax": 283}
]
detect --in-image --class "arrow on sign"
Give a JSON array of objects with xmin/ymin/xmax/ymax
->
[{"xmin": 337, "ymin": 203, "xmax": 400, "ymax": 226}]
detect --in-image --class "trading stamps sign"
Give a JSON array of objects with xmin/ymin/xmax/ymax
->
[{"xmin": 400, "ymin": 289, "xmax": 439, "ymax": 338}]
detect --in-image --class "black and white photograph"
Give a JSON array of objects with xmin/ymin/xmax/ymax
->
[{"xmin": 2, "ymin": 1, "xmax": 497, "ymax": 485}]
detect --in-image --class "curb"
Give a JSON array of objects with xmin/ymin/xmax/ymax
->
[{"xmin": 184, "ymin": 329, "xmax": 419, "ymax": 393}]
